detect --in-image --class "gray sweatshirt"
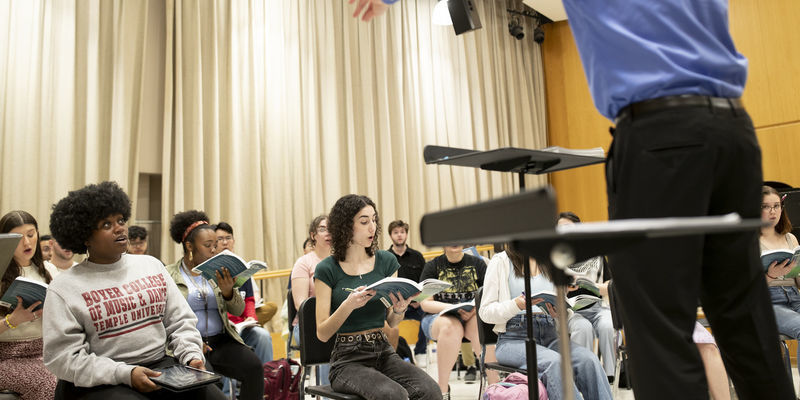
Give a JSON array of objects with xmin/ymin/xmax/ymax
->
[{"xmin": 42, "ymin": 254, "xmax": 205, "ymax": 387}]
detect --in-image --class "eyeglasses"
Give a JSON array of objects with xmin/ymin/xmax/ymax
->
[
  {"xmin": 761, "ymin": 204, "xmax": 782, "ymax": 212},
  {"xmin": 317, "ymin": 227, "xmax": 328, "ymax": 233},
  {"xmin": 129, "ymin": 240, "xmax": 147, "ymax": 248},
  {"xmin": 217, "ymin": 235, "xmax": 233, "ymax": 243}
]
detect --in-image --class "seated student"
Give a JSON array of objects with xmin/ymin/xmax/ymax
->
[
  {"xmin": 419, "ymin": 245, "xmax": 499, "ymax": 397},
  {"xmin": 290, "ymin": 214, "xmax": 331, "ymax": 385},
  {"xmin": 314, "ymin": 194, "xmax": 440, "ymax": 400},
  {"xmin": 213, "ymin": 221, "xmax": 274, "ymax": 365},
  {"xmin": 50, "ymin": 237, "xmax": 78, "ymax": 276},
  {"xmin": 166, "ymin": 211, "xmax": 264, "ymax": 400},
  {"xmin": 0, "ymin": 211, "xmax": 57, "ymax": 399},
  {"xmin": 557, "ymin": 212, "xmax": 616, "ymax": 382},
  {"xmin": 43, "ymin": 181, "xmax": 225, "ymax": 399},
  {"xmin": 127, "ymin": 226, "xmax": 149, "ymax": 255},
  {"xmin": 302, "ymin": 238, "xmax": 314, "ymax": 255},
  {"xmin": 39, "ymin": 234, "xmax": 53, "ymax": 262},
  {"xmin": 479, "ymin": 246, "xmax": 612, "ymax": 400},
  {"xmin": 760, "ymin": 186, "xmax": 800, "ymax": 359},
  {"xmin": 386, "ymin": 219, "xmax": 428, "ymax": 359}
]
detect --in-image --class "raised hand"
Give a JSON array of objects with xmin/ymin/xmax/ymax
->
[
  {"xmin": 215, "ymin": 268, "xmax": 235, "ymax": 299},
  {"xmin": 349, "ymin": 0, "xmax": 390, "ymax": 22}
]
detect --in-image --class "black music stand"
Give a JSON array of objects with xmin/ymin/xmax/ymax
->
[
  {"xmin": 424, "ymin": 145, "xmax": 604, "ymax": 189},
  {"xmin": 424, "ymin": 144, "xmax": 603, "ymax": 400},
  {"xmin": 421, "ymin": 190, "xmax": 764, "ymax": 400}
]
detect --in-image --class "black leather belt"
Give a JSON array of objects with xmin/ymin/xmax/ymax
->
[
  {"xmin": 336, "ymin": 331, "xmax": 386, "ymax": 343},
  {"xmin": 614, "ymin": 94, "xmax": 743, "ymax": 125}
]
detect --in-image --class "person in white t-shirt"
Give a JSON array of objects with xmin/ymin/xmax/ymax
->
[{"xmin": 0, "ymin": 210, "xmax": 58, "ymax": 399}]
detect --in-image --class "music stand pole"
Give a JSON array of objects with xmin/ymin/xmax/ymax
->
[{"xmin": 518, "ymin": 170, "xmax": 541, "ymax": 400}]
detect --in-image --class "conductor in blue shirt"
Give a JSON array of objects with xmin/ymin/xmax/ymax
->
[{"xmin": 562, "ymin": 1, "xmax": 793, "ymax": 399}]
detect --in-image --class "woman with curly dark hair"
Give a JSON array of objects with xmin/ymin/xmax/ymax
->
[
  {"xmin": 43, "ymin": 181, "xmax": 225, "ymax": 399},
  {"xmin": 0, "ymin": 210, "xmax": 57, "ymax": 399},
  {"xmin": 165, "ymin": 210, "xmax": 264, "ymax": 400},
  {"xmin": 314, "ymin": 194, "xmax": 440, "ymax": 400}
]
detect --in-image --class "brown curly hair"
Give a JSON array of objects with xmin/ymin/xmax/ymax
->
[{"xmin": 328, "ymin": 195, "xmax": 380, "ymax": 262}]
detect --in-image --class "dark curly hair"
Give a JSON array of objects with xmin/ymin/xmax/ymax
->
[
  {"xmin": 128, "ymin": 226, "xmax": 148, "ymax": 240},
  {"xmin": 1, "ymin": 211, "xmax": 52, "ymax": 296},
  {"xmin": 328, "ymin": 195, "xmax": 380, "ymax": 262},
  {"xmin": 169, "ymin": 210, "xmax": 214, "ymax": 254},
  {"xmin": 50, "ymin": 181, "xmax": 131, "ymax": 254}
]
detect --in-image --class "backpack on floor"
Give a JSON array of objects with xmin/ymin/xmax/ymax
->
[
  {"xmin": 264, "ymin": 358, "xmax": 301, "ymax": 400},
  {"xmin": 482, "ymin": 372, "xmax": 548, "ymax": 400}
]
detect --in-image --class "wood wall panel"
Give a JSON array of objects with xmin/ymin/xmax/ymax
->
[
  {"xmin": 543, "ymin": 0, "xmax": 800, "ymax": 221},
  {"xmin": 542, "ymin": 22, "xmax": 610, "ymax": 222},
  {"xmin": 730, "ymin": 0, "xmax": 800, "ymax": 128},
  {"xmin": 757, "ymin": 122, "xmax": 800, "ymax": 187}
]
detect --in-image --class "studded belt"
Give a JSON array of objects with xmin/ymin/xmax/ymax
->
[{"xmin": 336, "ymin": 330, "xmax": 387, "ymax": 343}]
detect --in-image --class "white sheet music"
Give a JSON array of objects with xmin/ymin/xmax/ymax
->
[{"xmin": 555, "ymin": 213, "xmax": 743, "ymax": 234}]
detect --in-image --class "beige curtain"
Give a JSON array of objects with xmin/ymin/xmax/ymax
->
[
  {"xmin": 0, "ymin": 0, "xmax": 160, "ymax": 228},
  {"xmin": 1, "ymin": 0, "xmax": 548, "ymax": 316},
  {"xmin": 161, "ymin": 0, "xmax": 548, "ymax": 314}
]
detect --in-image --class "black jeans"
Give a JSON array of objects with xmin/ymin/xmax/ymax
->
[
  {"xmin": 54, "ymin": 357, "xmax": 226, "ymax": 400},
  {"xmin": 606, "ymin": 105, "xmax": 793, "ymax": 399},
  {"xmin": 205, "ymin": 333, "xmax": 264, "ymax": 400},
  {"xmin": 329, "ymin": 337, "xmax": 441, "ymax": 400}
]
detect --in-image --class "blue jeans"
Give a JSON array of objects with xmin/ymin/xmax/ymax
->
[
  {"xmin": 568, "ymin": 303, "xmax": 616, "ymax": 377},
  {"xmin": 293, "ymin": 324, "xmax": 330, "ymax": 386},
  {"xmin": 496, "ymin": 314, "xmax": 612, "ymax": 400},
  {"xmin": 329, "ymin": 336, "xmax": 440, "ymax": 400},
  {"xmin": 770, "ymin": 285, "xmax": 800, "ymax": 362}
]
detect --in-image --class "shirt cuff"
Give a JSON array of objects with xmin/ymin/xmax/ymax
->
[
  {"xmin": 115, "ymin": 364, "xmax": 136, "ymax": 387},
  {"xmin": 179, "ymin": 351, "xmax": 205, "ymax": 367}
]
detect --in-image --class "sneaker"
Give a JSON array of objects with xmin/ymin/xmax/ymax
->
[
  {"xmin": 442, "ymin": 385, "xmax": 451, "ymax": 400},
  {"xmin": 464, "ymin": 366, "xmax": 478, "ymax": 382}
]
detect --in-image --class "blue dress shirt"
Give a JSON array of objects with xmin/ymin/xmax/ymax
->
[{"xmin": 562, "ymin": 0, "xmax": 748, "ymax": 120}]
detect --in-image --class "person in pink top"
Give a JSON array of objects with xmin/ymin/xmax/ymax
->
[{"xmin": 290, "ymin": 215, "xmax": 331, "ymax": 385}]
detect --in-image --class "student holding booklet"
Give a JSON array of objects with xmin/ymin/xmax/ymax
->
[
  {"xmin": 165, "ymin": 210, "xmax": 264, "ymax": 400},
  {"xmin": 558, "ymin": 212, "xmax": 616, "ymax": 381},
  {"xmin": 419, "ymin": 244, "xmax": 498, "ymax": 397},
  {"xmin": 314, "ymin": 194, "xmax": 440, "ymax": 400},
  {"xmin": 0, "ymin": 211, "xmax": 57, "ymax": 399},
  {"xmin": 42, "ymin": 182, "xmax": 225, "ymax": 399},
  {"xmin": 479, "ymin": 246, "xmax": 611, "ymax": 400},
  {"xmin": 760, "ymin": 186, "xmax": 800, "ymax": 362}
]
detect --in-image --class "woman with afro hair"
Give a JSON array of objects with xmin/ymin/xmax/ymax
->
[
  {"xmin": 165, "ymin": 210, "xmax": 264, "ymax": 400},
  {"xmin": 314, "ymin": 194, "xmax": 440, "ymax": 400},
  {"xmin": 0, "ymin": 210, "xmax": 58, "ymax": 399},
  {"xmin": 43, "ymin": 181, "xmax": 226, "ymax": 399}
]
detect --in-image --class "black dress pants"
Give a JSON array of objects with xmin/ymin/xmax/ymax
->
[{"xmin": 606, "ymin": 104, "xmax": 794, "ymax": 399}]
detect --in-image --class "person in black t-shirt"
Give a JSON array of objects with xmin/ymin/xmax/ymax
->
[
  {"xmin": 419, "ymin": 245, "xmax": 498, "ymax": 396},
  {"xmin": 387, "ymin": 220, "xmax": 428, "ymax": 356}
]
